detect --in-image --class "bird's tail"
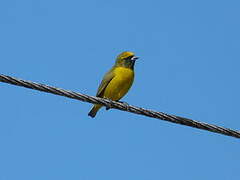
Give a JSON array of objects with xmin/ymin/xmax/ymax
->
[{"xmin": 88, "ymin": 104, "xmax": 102, "ymax": 118}]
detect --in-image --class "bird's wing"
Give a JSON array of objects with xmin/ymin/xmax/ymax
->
[{"xmin": 96, "ymin": 68, "xmax": 115, "ymax": 97}]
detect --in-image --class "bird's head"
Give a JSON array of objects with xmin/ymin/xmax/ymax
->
[{"xmin": 115, "ymin": 51, "xmax": 139, "ymax": 69}]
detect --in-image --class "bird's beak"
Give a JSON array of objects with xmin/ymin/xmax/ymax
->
[{"xmin": 131, "ymin": 56, "xmax": 139, "ymax": 61}]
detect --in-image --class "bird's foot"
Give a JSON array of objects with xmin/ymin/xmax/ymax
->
[
  {"xmin": 105, "ymin": 100, "xmax": 129, "ymax": 111},
  {"xmin": 117, "ymin": 101, "xmax": 130, "ymax": 111},
  {"xmin": 105, "ymin": 98, "xmax": 113, "ymax": 110},
  {"xmin": 117, "ymin": 100, "xmax": 129, "ymax": 106}
]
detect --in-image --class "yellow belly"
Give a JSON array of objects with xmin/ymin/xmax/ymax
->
[{"xmin": 103, "ymin": 67, "xmax": 134, "ymax": 101}]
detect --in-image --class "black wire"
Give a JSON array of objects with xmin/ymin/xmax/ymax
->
[{"xmin": 1, "ymin": 74, "xmax": 239, "ymax": 139}]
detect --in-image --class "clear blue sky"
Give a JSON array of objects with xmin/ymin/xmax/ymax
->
[{"xmin": 1, "ymin": 0, "xmax": 240, "ymax": 179}]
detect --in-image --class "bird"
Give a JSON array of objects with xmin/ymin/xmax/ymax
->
[{"xmin": 88, "ymin": 51, "xmax": 139, "ymax": 118}]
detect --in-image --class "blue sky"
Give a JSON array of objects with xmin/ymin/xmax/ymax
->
[{"xmin": 1, "ymin": 0, "xmax": 240, "ymax": 179}]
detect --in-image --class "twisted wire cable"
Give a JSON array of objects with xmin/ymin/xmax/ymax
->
[{"xmin": 1, "ymin": 74, "xmax": 239, "ymax": 139}]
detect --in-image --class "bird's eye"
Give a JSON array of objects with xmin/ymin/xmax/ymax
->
[{"xmin": 127, "ymin": 56, "xmax": 134, "ymax": 60}]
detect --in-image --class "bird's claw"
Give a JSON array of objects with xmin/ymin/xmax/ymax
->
[
  {"xmin": 105, "ymin": 100, "xmax": 129, "ymax": 111},
  {"xmin": 117, "ymin": 101, "xmax": 130, "ymax": 111},
  {"xmin": 105, "ymin": 98, "xmax": 113, "ymax": 110}
]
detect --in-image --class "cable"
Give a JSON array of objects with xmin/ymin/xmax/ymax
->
[{"xmin": 0, "ymin": 74, "xmax": 239, "ymax": 139}]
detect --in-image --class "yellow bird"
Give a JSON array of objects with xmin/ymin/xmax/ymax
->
[{"xmin": 88, "ymin": 51, "xmax": 139, "ymax": 118}]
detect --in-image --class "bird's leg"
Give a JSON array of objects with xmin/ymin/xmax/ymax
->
[
  {"xmin": 105, "ymin": 98, "xmax": 113, "ymax": 110},
  {"xmin": 117, "ymin": 100, "xmax": 130, "ymax": 111},
  {"xmin": 105, "ymin": 100, "xmax": 129, "ymax": 111},
  {"xmin": 117, "ymin": 100, "xmax": 129, "ymax": 106}
]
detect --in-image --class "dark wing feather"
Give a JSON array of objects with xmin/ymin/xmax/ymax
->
[{"xmin": 96, "ymin": 67, "xmax": 115, "ymax": 97}]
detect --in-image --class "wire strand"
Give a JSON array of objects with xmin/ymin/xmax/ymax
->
[{"xmin": 1, "ymin": 74, "xmax": 239, "ymax": 139}]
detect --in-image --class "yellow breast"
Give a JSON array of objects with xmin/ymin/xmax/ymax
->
[{"xmin": 103, "ymin": 67, "xmax": 134, "ymax": 101}]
